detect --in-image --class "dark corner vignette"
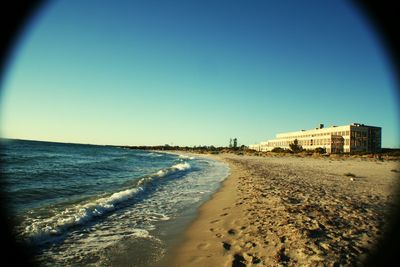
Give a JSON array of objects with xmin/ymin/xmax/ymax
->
[
  {"xmin": 0, "ymin": 1, "xmax": 399, "ymax": 266},
  {"xmin": 0, "ymin": 1, "xmax": 45, "ymax": 266},
  {"xmin": 351, "ymin": 0, "xmax": 400, "ymax": 266}
]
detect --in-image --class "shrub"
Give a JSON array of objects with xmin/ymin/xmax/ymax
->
[
  {"xmin": 272, "ymin": 147, "xmax": 285, "ymax": 153},
  {"xmin": 314, "ymin": 147, "xmax": 326, "ymax": 154}
]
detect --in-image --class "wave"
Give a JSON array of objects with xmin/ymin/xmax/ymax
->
[
  {"xmin": 23, "ymin": 187, "xmax": 142, "ymax": 243},
  {"xmin": 148, "ymin": 152, "xmax": 164, "ymax": 157},
  {"xmin": 178, "ymin": 154, "xmax": 195, "ymax": 160},
  {"xmin": 172, "ymin": 162, "xmax": 191, "ymax": 170},
  {"xmin": 133, "ymin": 152, "xmax": 164, "ymax": 158},
  {"xmin": 21, "ymin": 161, "xmax": 192, "ymax": 244},
  {"xmin": 155, "ymin": 162, "xmax": 191, "ymax": 177}
]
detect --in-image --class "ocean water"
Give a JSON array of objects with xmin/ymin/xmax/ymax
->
[{"xmin": 0, "ymin": 139, "xmax": 229, "ymax": 266}]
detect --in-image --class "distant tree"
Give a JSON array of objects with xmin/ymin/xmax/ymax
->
[
  {"xmin": 233, "ymin": 138, "xmax": 238, "ymax": 149},
  {"xmin": 229, "ymin": 138, "xmax": 233, "ymax": 148},
  {"xmin": 289, "ymin": 139, "xmax": 303, "ymax": 153}
]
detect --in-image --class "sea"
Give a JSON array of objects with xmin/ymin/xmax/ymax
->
[{"xmin": 0, "ymin": 139, "xmax": 229, "ymax": 266}]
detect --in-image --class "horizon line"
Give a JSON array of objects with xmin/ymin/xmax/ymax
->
[{"xmin": 1, "ymin": 137, "xmax": 400, "ymax": 150}]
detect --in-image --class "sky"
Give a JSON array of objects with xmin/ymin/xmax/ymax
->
[{"xmin": 1, "ymin": 0, "xmax": 399, "ymax": 147}]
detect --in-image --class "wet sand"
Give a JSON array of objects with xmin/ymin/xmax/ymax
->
[{"xmin": 167, "ymin": 154, "xmax": 400, "ymax": 266}]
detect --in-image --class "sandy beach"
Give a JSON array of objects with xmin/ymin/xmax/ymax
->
[{"xmin": 166, "ymin": 153, "xmax": 400, "ymax": 267}]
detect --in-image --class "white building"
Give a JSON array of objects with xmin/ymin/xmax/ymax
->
[{"xmin": 250, "ymin": 123, "xmax": 381, "ymax": 153}]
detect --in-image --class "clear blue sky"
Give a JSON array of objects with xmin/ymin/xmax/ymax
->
[{"xmin": 1, "ymin": 0, "xmax": 399, "ymax": 147}]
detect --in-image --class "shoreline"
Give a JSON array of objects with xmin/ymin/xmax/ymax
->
[
  {"xmin": 161, "ymin": 154, "xmax": 238, "ymax": 267},
  {"xmin": 165, "ymin": 153, "xmax": 400, "ymax": 266},
  {"xmin": 152, "ymin": 151, "xmax": 232, "ymax": 267}
]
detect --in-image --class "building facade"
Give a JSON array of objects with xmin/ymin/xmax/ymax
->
[{"xmin": 249, "ymin": 123, "xmax": 381, "ymax": 153}]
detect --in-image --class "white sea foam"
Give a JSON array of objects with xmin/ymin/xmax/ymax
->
[
  {"xmin": 143, "ymin": 212, "xmax": 170, "ymax": 222},
  {"xmin": 24, "ymin": 187, "xmax": 143, "ymax": 243},
  {"xmin": 155, "ymin": 162, "xmax": 191, "ymax": 177},
  {"xmin": 156, "ymin": 170, "xmax": 166, "ymax": 177},
  {"xmin": 178, "ymin": 155, "xmax": 195, "ymax": 160},
  {"xmin": 171, "ymin": 162, "xmax": 191, "ymax": 171},
  {"xmin": 148, "ymin": 153, "xmax": 163, "ymax": 157},
  {"xmin": 24, "ymin": 161, "xmax": 192, "ymax": 243},
  {"xmin": 39, "ymin": 228, "xmax": 155, "ymax": 265}
]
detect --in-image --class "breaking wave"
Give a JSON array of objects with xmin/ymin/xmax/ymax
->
[
  {"xmin": 21, "ymin": 161, "xmax": 192, "ymax": 244},
  {"xmin": 178, "ymin": 154, "xmax": 195, "ymax": 160}
]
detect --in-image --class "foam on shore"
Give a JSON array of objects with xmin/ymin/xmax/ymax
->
[{"xmin": 21, "ymin": 161, "xmax": 192, "ymax": 244}]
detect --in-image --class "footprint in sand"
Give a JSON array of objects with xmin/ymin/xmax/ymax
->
[
  {"xmin": 222, "ymin": 242, "xmax": 231, "ymax": 251},
  {"xmin": 197, "ymin": 243, "xmax": 210, "ymax": 250},
  {"xmin": 228, "ymin": 229, "xmax": 236, "ymax": 235},
  {"xmin": 247, "ymin": 253, "xmax": 262, "ymax": 264},
  {"xmin": 232, "ymin": 254, "xmax": 246, "ymax": 267}
]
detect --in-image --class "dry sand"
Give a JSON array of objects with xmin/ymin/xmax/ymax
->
[{"xmin": 166, "ymin": 154, "xmax": 400, "ymax": 267}]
